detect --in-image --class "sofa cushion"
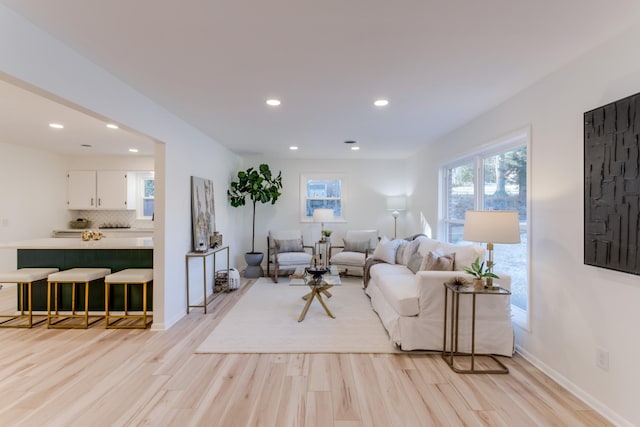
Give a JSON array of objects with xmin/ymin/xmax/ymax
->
[
  {"xmin": 421, "ymin": 251, "xmax": 455, "ymax": 271},
  {"xmin": 343, "ymin": 239, "xmax": 370, "ymax": 253},
  {"xmin": 370, "ymin": 263, "xmax": 419, "ymax": 316},
  {"xmin": 274, "ymin": 238, "xmax": 303, "ymax": 253},
  {"xmin": 372, "ymin": 238, "xmax": 402, "ymax": 264},
  {"xmin": 406, "ymin": 252, "xmax": 423, "ymax": 274},
  {"xmin": 395, "ymin": 240, "xmax": 409, "ymax": 264},
  {"xmin": 402, "ymin": 236, "xmax": 426, "ymax": 265},
  {"xmin": 418, "ymin": 238, "xmax": 484, "ymax": 271},
  {"xmin": 330, "ymin": 251, "xmax": 366, "ymax": 267},
  {"xmin": 274, "ymin": 251, "xmax": 312, "ymax": 265}
]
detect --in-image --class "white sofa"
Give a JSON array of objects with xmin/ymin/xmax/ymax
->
[{"xmin": 365, "ymin": 236, "xmax": 514, "ymax": 355}]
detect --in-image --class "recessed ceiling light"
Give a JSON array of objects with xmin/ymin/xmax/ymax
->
[
  {"xmin": 266, "ymin": 99, "xmax": 281, "ymax": 106},
  {"xmin": 374, "ymin": 99, "xmax": 389, "ymax": 107},
  {"xmin": 106, "ymin": 124, "xmax": 119, "ymax": 129},
  {"xmin": 289, "ymin": 146, "xmax": 298, "ymax": 150},
  {"xmin": 351, "ymin": 146, "xmax": 360, "ymax": 151},
  {"xmin": 129, "ymin": 148, "xmax": 139, "ymax": 153},
  {"xmin": 49, "ymin": 123, "xmax": 64, "ymax": 129}
]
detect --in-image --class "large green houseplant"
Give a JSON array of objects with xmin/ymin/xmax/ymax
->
[{"xmin": 228, "ymin": 164, "xmax": 283, "ymax": 277}]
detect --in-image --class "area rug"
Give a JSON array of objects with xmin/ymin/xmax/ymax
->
[{"xmin": 195, "ymin": 277, "xmax": 399, "ymax": 353}]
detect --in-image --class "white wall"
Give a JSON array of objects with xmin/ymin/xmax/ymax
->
[
  {"xmin": 0, "ymin": 5, "xmax": 243, "ymax": 330},
  {"xmin": 0, "ymin": 143, "xmax": 69, "ymax": 272},
  {"xmin": 408, "ymin": 20, "xmax": 640, "ymax": 427},
  {"xmin": 239, "ymin": 156, "xmax": 413, "ymax": 265}
]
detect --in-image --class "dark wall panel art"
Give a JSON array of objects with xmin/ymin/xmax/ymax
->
[{"xmin": 584, "ymin": 92, "xmax": 640, "ymax": 275}]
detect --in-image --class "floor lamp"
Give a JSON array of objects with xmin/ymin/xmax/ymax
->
[
  {"xmin": 386, "ymin": 196, "xmax": 407, "ymax": 239},
  {"xmin": 463, "ymin": 210, "xmax": 521, "ymax": 290}
]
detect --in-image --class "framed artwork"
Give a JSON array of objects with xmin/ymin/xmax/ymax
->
[
  {"xmin": 584, "ymin": 91, "xmax": 640, "ymax": 275},
  {"xmin": 191, "ymin": 176, "xmax": 215, "ymax": 251}
]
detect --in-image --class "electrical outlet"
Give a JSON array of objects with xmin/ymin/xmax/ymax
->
[{"xmin": 596, "ymin": 347, "xmax": 609, "ymax": 371}]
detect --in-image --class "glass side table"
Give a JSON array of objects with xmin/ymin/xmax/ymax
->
[{"xmin": 442, "ymin": 282, "xmax": 511, "ymax": 374}]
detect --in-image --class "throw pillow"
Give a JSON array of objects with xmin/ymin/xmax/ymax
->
[
  {"xmin": 401, "ymin": 236, "xmax": 425, "ymax": 266},
  {"xmin": 420, "ymin": 250, "xmax": 455, "ymax": 271},
  {"xmin": 372, "ymin": 238, "xmax": 402, "ymax": 264},
  {"xmin": 343, "ymin": 239, "xmax": 370, "ymax": 253},
  {"xmin": 274, "ymin": 238, "xmax": 303, "ymax": 253},
  {"xmin": 407, "ymin": 252, "xmax": 423, "ymax": 274},
  {"xmin": 395, "ymin": 240, "xmax": 409, "ymax": 264}
]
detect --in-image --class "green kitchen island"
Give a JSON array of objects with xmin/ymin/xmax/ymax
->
[{"xmin": 1, "ymin": 237, "xmax": 153, "ymax": 311}]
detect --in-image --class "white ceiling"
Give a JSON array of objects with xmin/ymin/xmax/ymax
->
[
  {"xmin": 0, "ymin": 78, "xmax": 155, "ymax": 156},
  {"xmin": 2, "ymin": 0, "xmax": 640, "ymax": 159}
]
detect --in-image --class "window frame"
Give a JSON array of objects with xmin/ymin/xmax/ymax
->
[
  {"xmin": 136, "ymin": 171, "xmax": 155, "ymax": 220},
  {"xmin": 300, "ymin": 172, "xmax": 347, "ymax": 223},
  {"xmin": 439, "ymin": 127, "xmax": 531, "ymax": 331}
]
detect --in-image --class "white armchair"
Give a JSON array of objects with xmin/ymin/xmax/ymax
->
[
  {"xmin": 329, "ymin": 229, "xmax": 379, "ymax": 276},
  {"xmin": 267, "ymin": 230, "xmax": 314, "ymax": 283}
]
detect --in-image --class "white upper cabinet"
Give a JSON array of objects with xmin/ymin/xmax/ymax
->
[{"xmin": 67, "ymin": 170, "xmax": 132, "ymax": 210}]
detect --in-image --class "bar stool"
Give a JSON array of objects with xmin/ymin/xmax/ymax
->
[
  {"xmin": 105, "ymin": 268, "xmax": 153, "ymax": 329},
  {"xmin": 47, "ymin": 268, "xmax": 111, "ymax": 329},
  {"xmin": 0, "ymin": 268, "xmax": 59, "ymax": 328}
]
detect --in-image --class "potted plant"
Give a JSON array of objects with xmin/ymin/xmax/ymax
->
[
  {"xmin": 321, "ymin": 229, "xmax": 333, "ymax": 243},
  {"xmin": 462, "ymin": 257, "xmax": 500, "ymax": 290},
  {"xmin": 228, "ymin": 164, "xmax": 283, "ymax": 277}
]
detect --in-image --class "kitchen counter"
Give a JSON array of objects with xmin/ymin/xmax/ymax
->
[
  {"xmin": 3, "ymin": 237, "xmax": 154, "ymax": 311},
  {"xmin": 52, "ymin": 228, "xmax": 154, "ymax": 238},
  {"xmin": 1, "ymin": 237, "xmax": 153, "ymax": 249}
]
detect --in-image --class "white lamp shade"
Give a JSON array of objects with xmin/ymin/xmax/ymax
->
[
  {"xmin": 313, "ymin": 208, "xmax": 334, "ymax": 223},
  {"xmin": 386, "ymin": 196, "xmax": 407, "ymax": 211},
  {"xmin": 463, "ymin": 210, "xmax": 521, "ymax": 244}
]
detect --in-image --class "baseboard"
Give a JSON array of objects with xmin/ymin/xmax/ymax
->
[{"xmin": 515, "ymin": 345, "xmax": 633, "ymax": 427}]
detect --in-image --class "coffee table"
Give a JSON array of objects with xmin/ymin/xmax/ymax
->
[{"xmin": 289, "ymin": 266, "xmax": 341, "ymax": 322}]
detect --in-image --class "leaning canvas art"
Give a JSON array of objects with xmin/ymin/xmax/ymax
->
[
  {"xmin": 584, "ymin": 91, "xmax": 640, "ymax": 275},
  {"xmin": 191, "ymin": 176, "xmax": 215, "ymax": 251}
]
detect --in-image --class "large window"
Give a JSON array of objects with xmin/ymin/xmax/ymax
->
[
  {"xmin": 441, "ymin": 130, "xmax": 530, "ymax": 327},
  {"xmin": 300, "ymin": 173, "xmax": 345, "ymax": 221}
]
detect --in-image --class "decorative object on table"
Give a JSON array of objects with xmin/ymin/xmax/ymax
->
[
  {"xmin": 81, "ymin": 230, "xmax": 104, "ymax": 241},
  {"xmin": 462, "ymin": 257, "xmax": 499, "ymax": 290},
  {"xmin": 210, "ymin": 231, "xmax": 223, "ymax": 248},
  {"xmin": 228, "ymin": 164, "xmax": 283, "ymax": 277},
  {"xmin": 584, "ymin": 92, "xmax": 640, "ymax": 275},
  {"xmin": 446, "ymin": 276, "xmax": 469, "ymax": 288},
  {"xmin": 386, "ymin": 196, "xmax": 407, "ymax": 239},
  {"xmin": 191, "ymin": 176, "xmax": 215, "ymax": 252},
  {"xmin": 313, "ymin": 208, "xmax": 334, "ymax": 241},
  {"xmin": 321, "ymin": 229, "xmax": 333, "ymax": 243},
  {"xmin": 463, "ymin": 210, "xmax": 520, "ymax": 290},
  {"xmin": 69, "ymin": 218, "xmax": 92, "ymax": 229}
]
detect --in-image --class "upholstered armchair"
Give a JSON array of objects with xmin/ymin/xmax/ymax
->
[
  {"xmin": 267, "ymin": 230, "xmax": 314, "ymax": 283},
  {"xmin": 329, "ymin": 229, "xmax": 379, "ymax": 276}
]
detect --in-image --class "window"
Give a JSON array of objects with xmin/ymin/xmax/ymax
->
[
  {"xmin": 137, "ymin": 172, "xmax": 155, "ymax": 219},
  {"xmin": 300, "ymin": 173, "xmax": 345, "ymax": 221},
  {"xmin": 441, "ymin": 129, "xmax": 530, "ymax": 328}
]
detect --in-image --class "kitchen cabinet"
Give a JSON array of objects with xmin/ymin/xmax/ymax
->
[{"xmin": 67, "ymin": 170, "xmax": 133, "ymax": 210}]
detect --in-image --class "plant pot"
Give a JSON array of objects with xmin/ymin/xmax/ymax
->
[
  {"xmin": 473, "ymin": 278, "xmax": 484, "ymax": 290},
  {"xmin": 244, "ymin": 252, "xmax": 264, "ymax": 278}
]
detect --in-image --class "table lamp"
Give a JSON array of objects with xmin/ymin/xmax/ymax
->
[
  {"xmin": 463, "ymin": 210, "xmax": 521, "ymax": 289},
  {"xmin": 313, "ymin": 208, "xmax": 334, "ymax": 239}
]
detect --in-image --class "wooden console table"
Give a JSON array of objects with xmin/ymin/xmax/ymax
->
[{"xmin": 186, "ymin": 246, "xmax": 229, "ymax": 314}]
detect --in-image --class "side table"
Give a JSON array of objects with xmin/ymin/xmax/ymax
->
[
  {"xmin": 186, "ymin": 246, "xmax": 230, "ymax": 314},
  {"xmin": 442, "ymin": 282, "xmax": 510, "ymax": 374}
]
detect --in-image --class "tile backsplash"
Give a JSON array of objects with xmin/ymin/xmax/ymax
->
[{"xmin": 70, "ymin": 210, "xmax": 153, "ymax": 229}]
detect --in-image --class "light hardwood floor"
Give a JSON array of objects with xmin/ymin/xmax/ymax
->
[{"xmin": 0, "ymin": 280, "xmax": 611, "ymax": 427}]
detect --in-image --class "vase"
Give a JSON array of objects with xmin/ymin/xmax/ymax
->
[
  {"xmin": 473, "ymin": 278, "xmax": 484, "ymax": 290},
  {"xmin": 244, "ymin": 252, "xmax": 264, "ymax": 278}
]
